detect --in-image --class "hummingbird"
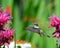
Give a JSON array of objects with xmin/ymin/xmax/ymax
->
[{"xmin": 25, "ymin": 23, "xmax": 50, "ymax": 38}]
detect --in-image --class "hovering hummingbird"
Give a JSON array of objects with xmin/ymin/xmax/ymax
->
[{"xmin": 25, "ymin": 23, "xmax": 50, "ymax": 38}]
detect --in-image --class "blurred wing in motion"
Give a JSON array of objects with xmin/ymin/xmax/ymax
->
[{"xmin": 25, "ymin": 27, "xmax": 40, "ymax": 33}]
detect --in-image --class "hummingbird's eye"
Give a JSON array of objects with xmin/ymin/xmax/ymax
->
[
  {"xmin": 33, "ymin": 23, "xmax": 39, "ymax": 28},
  {"xmin": 34, "ymin": 23, "xmax": 38, "ymax": 26}
]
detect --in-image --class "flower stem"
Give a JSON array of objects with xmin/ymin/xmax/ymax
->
[
  {"xmin": 0, "ymin": 45, "xmax": 1, "ymax": 48},
  {"xmin": 3, "ymin": 45, "xmax": 5, "ymax": 48},
  {"xmin": 56, "ymin": 38, "xmax": 60, "ymax": 48},
  {"xmin": 7, "ymin": 45, "xmax": 9, "ymax": 48},
  {"xmin": 14, "ymin": 32, "xmax": 16, "ymax": 48}
]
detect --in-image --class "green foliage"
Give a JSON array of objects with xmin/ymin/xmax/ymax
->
[{"xmin": 0, "ymin": 0, "xmax": 59, "ymax": 48}]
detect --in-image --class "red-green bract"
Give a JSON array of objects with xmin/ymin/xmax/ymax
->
[{"xmin": 0, "ymin": 7, "xmax": 12, "ymax": 27}]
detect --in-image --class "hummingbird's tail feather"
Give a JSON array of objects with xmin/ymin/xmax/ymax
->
[
  {"xmin": 43, "ymin": 33, "xmax": 50, "ymax": 38},
  {"xmin": 38, "ymin": 32, "xmax": 50, "ymax": 38}
]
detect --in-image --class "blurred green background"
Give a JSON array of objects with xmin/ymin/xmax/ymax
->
[{"xmin": 0, "ymin": 0, "xmax": 60, "ymax": 48}]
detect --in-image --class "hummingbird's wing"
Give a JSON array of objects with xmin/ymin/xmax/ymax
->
[{"xmin": 25, "ymin": 27, "xmax": 40, "ymax": 33}]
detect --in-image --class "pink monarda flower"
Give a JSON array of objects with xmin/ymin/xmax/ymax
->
[
  {"xmin": 49, "ymin": 16, "xmax": 60, "ymax": 27},
  {"xmin": 49, "ymin": 16, "xmax": 60, "ymax": 38},
  {"xmin": 0, "ymin": 6, "xmax": 15, "ymax": 46},
  {"xmin": 0, "ymin": 28, "xmax": 15, "ymax": 45},
  {"xmin": 0, "ymin": 6, "xmax": 12, "ymax": 27}
]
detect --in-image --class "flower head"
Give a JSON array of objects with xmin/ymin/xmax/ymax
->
[
  {"xmin": 0, "ymin": 6, "xmax": 12, "ymax": 27},
  {"xmin": 0, "ymin": 6, "xmax": 15, "ymax": 46},
  {"xmin": 49, "ymin": 16, "xmax": 60, "ymax": 38},
  {"xmin": 52, "ymin": 30, "xmax": 60, "ymax": 38},
  {"xmin": 49, "ymin": 16, "xmax": 60, "ymax": 27},
  {"xmin": 0, "ymin": 28, "xmax": 15, "ymax": 45}
]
